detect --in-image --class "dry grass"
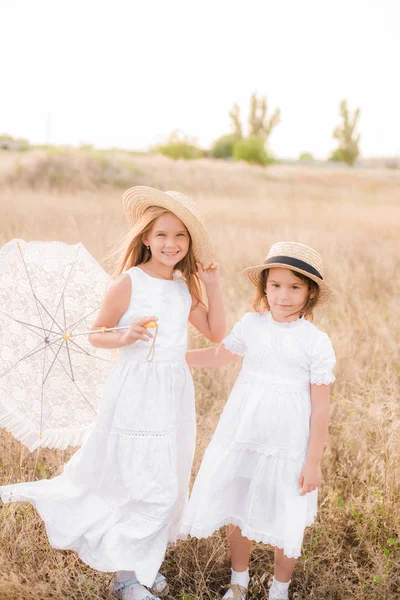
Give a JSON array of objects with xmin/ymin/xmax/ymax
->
[{"xmin": 0, "ymin": 150, "xmax": 399, "ymax": 599}]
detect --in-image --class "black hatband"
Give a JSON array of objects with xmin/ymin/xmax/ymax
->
[{"xmin": 264, "ymin": 256, "xmax": 323, "ymax": 280}]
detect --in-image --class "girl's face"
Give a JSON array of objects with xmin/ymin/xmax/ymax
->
[
  {"xmin": 265, "ymin": 267, "xmax": 310, "ymax": 321},
  {"xmin": 143, "ymin": 212, "xmax": 190, "ymax": 267}
]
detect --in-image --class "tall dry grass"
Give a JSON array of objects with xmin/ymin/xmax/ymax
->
[{"xmin": 0, "ymin": 150, "xmax": 399, "ymax": 599}]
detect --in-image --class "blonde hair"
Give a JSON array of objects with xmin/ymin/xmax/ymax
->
[
  {"xmin": 109, "ymin": 206, "xmax": 203, "ymax": 305},
  {"xmin": 253, "ymin": 268, "xmax": 320, "ymax": 321}
]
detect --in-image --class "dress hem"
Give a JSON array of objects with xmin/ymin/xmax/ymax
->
[
  {"xmin": 0, "ymin": 493, "xmax": 180, "ymax": 585},
  {"xmin": 180, "ymin": 514, "xmax": 317, "ymax": 559}
]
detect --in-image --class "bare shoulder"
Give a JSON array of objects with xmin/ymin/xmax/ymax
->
[
  {"xmin": 106, "ymin": 273, "xmax": 132, "ymax": 306},
  {"xmin": 92, "ymin": 273, "xmax": 132, "ymax": 328},
  {"xmin": 108, "ymin": 272, "xmax": 131, "ymax": 293}
]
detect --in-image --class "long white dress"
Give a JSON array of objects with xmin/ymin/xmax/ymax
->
[
  {"xmin": 0, "ymin": 267, "xmax": 195, "ymax": 586},
  {"xmin": 181, "ymin": 311, "xmax": 336, "ymax": 558}
]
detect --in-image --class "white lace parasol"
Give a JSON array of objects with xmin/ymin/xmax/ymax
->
[{"xmin": 0, "ymin": 239, "xmax": 117, "ymax": 452}]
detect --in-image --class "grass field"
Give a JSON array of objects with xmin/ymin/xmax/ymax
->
[{"xmin": 0, "ymin": 149, "xmax": 399, "ymax": 599}]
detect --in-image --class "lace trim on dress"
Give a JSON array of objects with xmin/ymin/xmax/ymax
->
[
  {"xmin": 222, "ymin": 337, "xmax": 245, "ymax": 357},
  {"xmin": 110, "ymin": 427, "xmax": 176, "ymax": 438},
  {"xmin": 231, "ymin": 441, "xmax": 307, "ymax": 460},
  {"xmin": 310, "ymin": 374, "xmax": 335, "ymax": 385},
  {"xmin": 180, "ymin": 514, "xmax": 317, "ymax": 558}
]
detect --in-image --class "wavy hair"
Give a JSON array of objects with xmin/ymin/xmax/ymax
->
[{"xmin": 108, "ymin": 206, "xmax": 203, "ymax": 305}]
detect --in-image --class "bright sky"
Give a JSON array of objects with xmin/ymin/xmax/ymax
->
[{"xmin": 1, "ymin": 0, "xmax": 399, "ymax": 159}]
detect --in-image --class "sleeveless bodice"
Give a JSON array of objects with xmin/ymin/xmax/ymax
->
[{"xmin": 117, "ymin": 266, "xmax": 192, "ymax": 359}]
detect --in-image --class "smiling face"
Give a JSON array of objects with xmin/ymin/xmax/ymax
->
[
  {"xmin": 143, "ymin": 211, "xmax": 190, "ymax": 268},
  {"xmin": 265, "ymin": 267, "xmax": 312, "ymax": 321}
]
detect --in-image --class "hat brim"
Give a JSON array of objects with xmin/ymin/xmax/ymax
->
[
  {"xmin": 243, "ymin": 263, "xmax": 333, "ymax": 306},
  {"xmin": 123, "ymin": 186, "xmax": 213, "ymax": 269}
]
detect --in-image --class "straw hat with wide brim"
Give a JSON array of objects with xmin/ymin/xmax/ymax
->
[
  {"xmin": 122, "ymin": 186, "xmax": 213, "ymax": 268},
  {"xmin": 243, "ymin": 241, "xmax": 333, "ymax": 305}
]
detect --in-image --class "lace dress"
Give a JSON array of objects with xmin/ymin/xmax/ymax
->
[
  {"xmin": 181, "ymin": 311, "xmax": 336, "ymax": 558},
  {"xmin": 0, "ymin": 267, "xmax": 195, "ymax": 586}
]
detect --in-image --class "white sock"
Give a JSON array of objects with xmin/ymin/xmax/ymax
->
[
  {"xmin": 269, "ymin": 576, "xmax": 290, "ymax": 599},
  {"xmin": 223, "ymin": 569, "xmax": 249, "ymax": 599}
]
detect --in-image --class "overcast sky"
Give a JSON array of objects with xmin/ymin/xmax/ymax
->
[{"xmin": 1, "ymin": 0, "xmax": 399, "ymax": 158}]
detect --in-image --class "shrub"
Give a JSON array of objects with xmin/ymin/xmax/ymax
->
[
  {"xmin": 233, "ymin": 136, "xmax": 270, "ymax": 165},
  {"xmin": 299, "ymin": 152, "xmax": 314, "ymax": 161},
  {"xmin": 153, "ymin": 131, "xmax": 203, "ymax": 160},
  {"xmin": 0, "ymin": 134, "xmax": 29, "ymax": 151},
  {"xmin": 211, "ymin": 134, "xmax": 240, "ymax": 159},
  {"xmin": 155, "ymin": 142, "xmax": 203, "ymax": 160}
]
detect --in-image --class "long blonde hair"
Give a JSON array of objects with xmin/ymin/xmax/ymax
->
[
  {"xmin": 109, "ymin": 206, "xmax": 203, "ymax": 305},
  {"xmin": 253, "ymin": 268, "xmax": 320, "ymax": 321}
]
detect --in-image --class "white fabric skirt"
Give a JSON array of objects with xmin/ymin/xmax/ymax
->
[
  {"xmin": 181, "ymin": 371, "xmax": 317, "ymax": 558},
  {"xmin": 0, "ymin": 348, "xmax": 196, "ymax": 586}
]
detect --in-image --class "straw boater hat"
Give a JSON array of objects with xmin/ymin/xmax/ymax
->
[
  {"xmin": 122, "ymin": 186, "xmax": 213, "ymax": 268},
  {"xmin": 244, "ymin": 241, "xmax": 332, "ymax": 305}
]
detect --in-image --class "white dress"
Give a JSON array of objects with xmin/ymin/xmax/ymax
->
[
  {"xmin": 0, "ymin": 267, "xmax": 195, "ymax": 586},
  {"xmin": 181, "ymin": 311, "xmax": 336, "ymax": 558}
]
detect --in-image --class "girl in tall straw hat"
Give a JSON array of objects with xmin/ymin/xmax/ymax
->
[
  {"xmin": 182, "ymin": 241, "xmax": 336, "ymax": 600},
  {"xmin": 0, "ymin": 187, "xmax": 226, "ymax": 600}
]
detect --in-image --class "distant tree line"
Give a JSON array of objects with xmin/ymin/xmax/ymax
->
[
  {"xmin": 1, "ymin": 97, "xmax": 362, "ymax": 168},
  {"xmin": 154, "ymin": 96, "xmax": 361, "ymax": 167}
]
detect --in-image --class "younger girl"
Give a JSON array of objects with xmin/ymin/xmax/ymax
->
[
  {"xmin": 0, "ymin": 186, "xmax": 226, "ymax": 600},
  {"xmin": 182, "ymin": 242, "xmax": 336, "ymax": 600}
]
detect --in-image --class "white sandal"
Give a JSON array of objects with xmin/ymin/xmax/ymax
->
[
  {"xmin": 222, "ymin": 583, "xmax": 247, "ymax": 600},
  {"xmin": 268, "ymin": 577, "xmax": 290, "ymax": 600},
  {"xmin": 151, "ymin": 573, "xmax": 169, "ymax": 596},
  {"xmin": 110, "ymin": 575, "xmax": 160, "ymax": 600}
]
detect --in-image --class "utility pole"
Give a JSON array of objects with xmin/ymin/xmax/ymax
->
[{"xmin": 45, "ymin": 112, "xmax": 51, "ymax": 147}]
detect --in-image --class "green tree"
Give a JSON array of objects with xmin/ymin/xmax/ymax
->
[
  {"xmin": 229, "ymin": 93, "xmax": 280, "ymax": 165},
  {"xmin": 247, "ymin": 92, "xmax": 281, "ymax": 142},
  {"xmin": 228, "ymin": 103, "xmax": 243, "ymax": 138},
  {"xmin": 330, "ymin": 100, "xmax": 361, "ymax": 166},
  {"xmin": 211, "ymin": 93, "xmax": 280, "ymax": 163}
]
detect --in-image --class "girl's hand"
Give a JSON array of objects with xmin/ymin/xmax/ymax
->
[
  {"xmin": 298, "ymin": 461, "xmax": 321, "ymax": 496},
  {"xmin": 197, "ymin": 261, "xmax": 220, "ymax": 287},
  {"xmin": 122, "ymin": 316, "xmax": 158, "ymax": 346}
]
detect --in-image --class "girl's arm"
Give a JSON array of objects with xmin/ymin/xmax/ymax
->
[
  {"xmin": 188, "ymin": 262, "xmax": 226, "ymax": 343},
  {"xmin": 298, "ymin": 383, "xmax": 330, "ymax": 496},
  {"xmin": 88, "ymin": 275, "xmax": 157, "ymax": 349},
  {"xmin": 186, "ymin": 344, "xmax": 238, "ymax": 368}
]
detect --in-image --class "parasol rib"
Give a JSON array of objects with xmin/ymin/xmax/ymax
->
[
  {"xmin": 68, "ymin": 307, "xmax": 101, "ymax": 333},
  {"xmin": 64, "ymin": 340, "xmax": 75, "ymax": 382},
  {"xmin": 43, "ymin": 340, "xmax": 67, "ymax": 385},
  {"xmin": 70, "ymin": 379, "xmax": 97, "ymax": 413},
  {"xmin": 0, "ymin": 336, "xmax": 63, "ymax": 379},
  {"xmin": 34, "ymin": 295, "xmax": 65, "ymax": 334},
  {"xmin": 0, "ymin": 311, "xmax": 47, "ymax": 340},
  {"xmin": 40, "ymin": 345, "xmax": 46, "ymax": 438},
  {"xmin": 17, "ymin": 243, "xmax": 46, "ymax": 332},
  {"xmin": 68, "ymin": 337, "xmax": 98, "ymax": 358},
  {"xmin": 45, "ymin": 245, "xmax": 81, "ymax": 338},
  {"xmin": 44, "ymin": 344, "xmax": 97, "ymax": 413},
  {"xmin": 52, "ymin": 341, "xmax": 113, "ymax": 363}
]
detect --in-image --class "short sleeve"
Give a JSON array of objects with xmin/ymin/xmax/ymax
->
[
  {"xmin": 310, "ymin": 334, "xmax": 336, "ymax": 385},
  {"xmin": 222, "ymin": 314, "xmax": 250, "ymax": 357}
]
